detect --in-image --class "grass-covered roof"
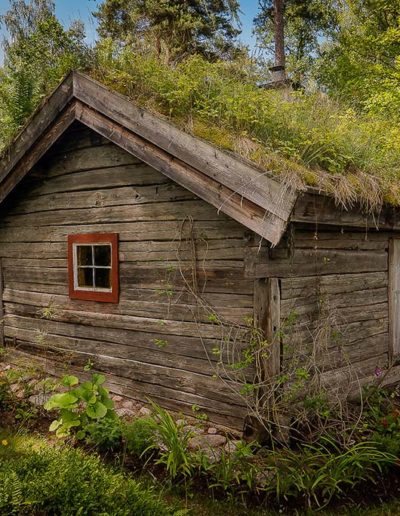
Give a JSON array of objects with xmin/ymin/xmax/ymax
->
[
  {"xmin": 2, "ymin": 46, "xmax": 400, "ymax": 214},
  {"xmin": 89, "ymin": 45, "xmax": 400, "ymax": 213}
]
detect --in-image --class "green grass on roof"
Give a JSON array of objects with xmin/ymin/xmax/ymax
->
[{"xmin": 91, "ymin": 41, "xmax": 400, "ymax": 212}]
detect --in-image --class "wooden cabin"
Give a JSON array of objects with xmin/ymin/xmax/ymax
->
[{"xmin": 0, "ymin": 72, "xmax": 399, "ymax": 430}]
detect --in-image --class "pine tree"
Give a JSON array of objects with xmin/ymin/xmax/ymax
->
[{"xmin": 94, "ymin": 0, "xmax": 241, "ymax": 62}]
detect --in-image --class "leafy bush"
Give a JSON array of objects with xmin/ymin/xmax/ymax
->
[
  {"xmin": 363, "ymin": 386, "xmax": 400, "ymax": 456},
  {"xmin": 44, "ymin": 373, "xmax": 117, "ymax": 439},
  {"xmin": 85, "ymin": 417, "xmax": 123, "ymax": 451},
  {"xmin": 123, "ymin": 417, "xmax": 156, "ymax": 458},
  {"xmin": 0, "ymin": 435, "xmax": 172, "ymax": 515}
]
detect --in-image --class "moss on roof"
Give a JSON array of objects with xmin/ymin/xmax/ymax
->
[{"xmin": 90, "ymin": 45, "xmax": 400, "ymax": 213}]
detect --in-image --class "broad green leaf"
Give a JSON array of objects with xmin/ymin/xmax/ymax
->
[
  {"xmin": 63, "ymin": 419, "xmax": 81, "ymax": 430},
  {"xmin": 60, "ymin": 409, "xmax": 78, "ymax": 422},
  {"xmin": 74, "ymin": 385, "xmax": 94, "ymax": 402},
  {"xmin": 49, "ymin": 420, "xmax": 61, "ymax": 432},
  {"xmin": 62, "ymin": 375, "xmax": 79, "ymax": 387},
  {"xmin": 56, "ymin": 426, "xmax": 70, "ymax": 438},
  {"xmin": 92, "ymin": 374, "xmax": 106, "ymax": 386},
  {"xmin": 86, "ymin": 401, "xmax": 108, "ymax": 419},
  {"xmin": 103, "ymin": 398, "xmax": 114, "ymax": 409},
  {"xmin": 81, "ymin": 381, "xmax": 94, "ymax": 391},
  {"xmin": 44, "ymin": 392, "xmax": 78, "ymax": 410}
]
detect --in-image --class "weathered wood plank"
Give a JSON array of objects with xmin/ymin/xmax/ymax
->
[
  {"xmin": 248, "ymin": 249, "xmax": 388, "ymax": 278},
  {"xmin": 2, "ymin": 290, "xmax": 247, "ymax": 339},
  {"xmin": 40, "ymin": 143, "xmax": 142, "ymax": 178},
  {"xmin": 389, "ymin": 238, "xmax": 400, "ymax": 363},
  {"xmin": 292, "ymin": 230, "xmax": 389, "ymax": 251},
  {"xmin": 291, "ymin": 192, "xmax": 400, "ymax": 232},
  {"xmin": 0, "ymin": 239, "xmax": 247, "ymax": 262},
  {"xmin": 45, "ymin": 123, "xmax": 109, "ymax": 155},
  {"xmin": 291, "ymin": 193, "xmax": 377, "ymax": 228},
  {"xmin": 11, "ymin": 184, "xmax": 197, "ymax": 214},
  {"xmin": 3, "ymin": 265, "xmax": 253, "ymax": 294},
  {"xmin": 280, "ymin": 272, "xmax": 387, "ymax": 300},
  {"xmin": 4, "ymin": 314, "xmax": 248, "ymax": 362},
  {"xmin": 319, "ymin": 354, "xmax": 389, "ymax": 397},
  {"xmin": 284, "ymin": 317, "xmax": 388, "ymax": 348},
  {"xmin": 0, "ymin": 219, "xmax": 246, "ymax": 244},
  {"xmin": 28, "ymin": 165, "xmax": 170, "ymax": 196},
  {"xmin": 7, "ymin": 336, "xmax": 245, "ymax": 407},
  {"xmin": 3, "ymin": 285, "xmax": 251, "ymax": 325},
  {"xmin": 281, "ymin": 287, "xmax": 388, "ymax": 316},
  {"xmin": 4, "ymin": 325, "xmax": 234, "ymax": 378},
  {"xmin": 2, "ymin": 200, "xmax": 232, "ymax": 226},
  {"xmin": 254, "ymin": 278, "xmax": 281, "ymax": 381}
]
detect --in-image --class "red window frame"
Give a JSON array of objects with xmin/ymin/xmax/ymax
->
[{"xmin": 68, "ymin": 233, "xmax": 119, "ymax": 303}]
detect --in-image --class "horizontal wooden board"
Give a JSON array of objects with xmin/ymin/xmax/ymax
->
[
  {"xmin": 0, "ymin": 238, "xmax": 247, "ymax": 263},
  {"xmin": 40, "ymin": 142, "xmax": 142, "ymax": 178},
  {"xmin": 280, "ymin": 272, "xmax": 387, "ymax": 300},
  {"xmin": 4, "ymin": 314, "xmax": 248, "ymax": 361},
  {"xmin": 2, "ymin": 199, "xmax": 229, "ymax": 226},
  {"xmin": 11, "ymin": 184, "xmax": 197, "ymax": 214},
  {"xmin": 4, "ymin": 323, "xmax": 252, "ymax": 383},
  {"xmin": 0, "ymin": 220, "xmax": 246, "ymax": 244},
  {"xmin": 281, "ymin": 287, "xmax": 388, "ymax": 317},
  {"xmin": 27, "ymin": 164, "xmax": 170, "ymax": 196},
  {"xmin": 281, "ymin": 302, "xmax": 388, "ymax": 325},
  {"xmin": 249, "ymin": 249, "xmax": 388, "ymax": 278},
  {"xmin": 3, "ymin": 290, "xmax": 248, "ymax": 339},
  {"xmin": 3, "ymin": 265, "xmax": 253, "ymax": 294},
  {"xmin": 292, "ymin": 230, "xmax": 389, "ymax": 251}
]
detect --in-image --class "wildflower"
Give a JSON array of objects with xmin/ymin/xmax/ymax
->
[
  {"xmin": 1, "ymin": 440, "xmax": 8, "ymax": 446},
  {"xmin": 374, "ymin": 367, "xmax": 383, "ymax": 378}
]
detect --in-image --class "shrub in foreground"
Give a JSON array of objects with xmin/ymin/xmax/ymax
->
[{"xmin": 0, "ymin": 436, "xmax": 172, "ymax": 515}]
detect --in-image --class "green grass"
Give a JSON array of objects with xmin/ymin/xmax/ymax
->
[
  {"xmin": 0, "ymin": 429, "xmax": 272, "ymax": 515},
  {"xmin": 0, "ymin": 430, "xmax": 173, "ymax": 515}
]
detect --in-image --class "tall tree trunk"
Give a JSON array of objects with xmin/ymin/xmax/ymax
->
[
  {"xmin": 270, "ymin": 0, "xmax": 286, "ymax": 83},
  {"xmin": 274, "ymin": 0, "xmax": 285, "ymax": 69}
]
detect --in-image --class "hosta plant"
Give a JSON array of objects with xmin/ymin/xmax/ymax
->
[{"xmin": 44, "ymin": 373, "xmax": 117, "ymax": 439}]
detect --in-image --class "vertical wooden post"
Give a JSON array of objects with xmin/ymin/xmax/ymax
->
[
  {"xmin": 245, "ymin": 277, "xmax": 281, "ymax": 439},
  {"xmin": 389, "ymin": 239, "xmax": 400, "ymax": 363},
  {"xmin": 254, "ymin": 277, "xmax": 281, "ymax": 382},
  {"xmin": 0, "ymin": 258, "xmax": 4, "ymax": 347}
]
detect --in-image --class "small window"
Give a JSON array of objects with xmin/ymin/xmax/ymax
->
[{"xmin": 68, "ymin": 233, "xmax": 119, "ymax": 303}]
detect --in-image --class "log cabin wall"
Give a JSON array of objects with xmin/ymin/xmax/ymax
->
[
  {"xmin": 0, "ymin": 123, "xmax": 255, "ymax": 429},
  {"xmin": 251, "ymin": 225, "xmax": 391, "ymax": 397}
]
